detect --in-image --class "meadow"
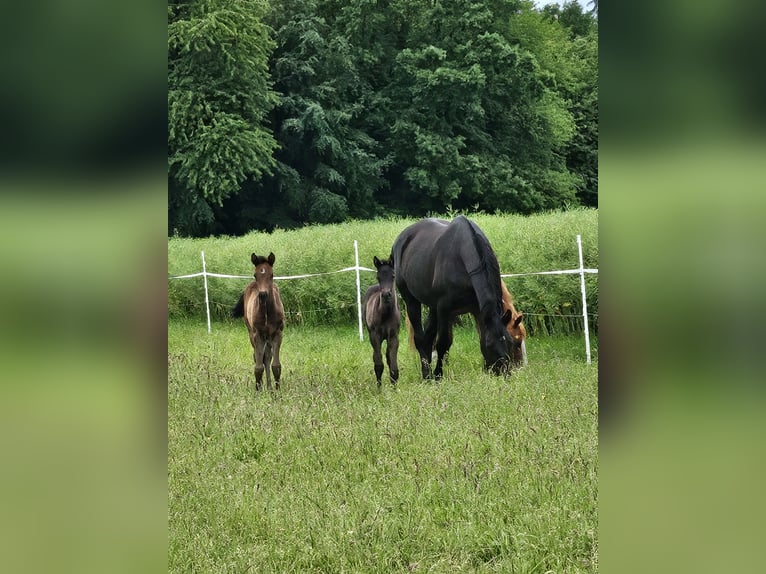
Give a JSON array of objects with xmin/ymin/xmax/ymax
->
[{"xmin": 168, "ymin": 316, "xmax": 598, "ymax": 573}]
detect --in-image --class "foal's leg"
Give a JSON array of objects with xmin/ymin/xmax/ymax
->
[
  {"xmin": 253, "ymin": 336, "xmax": 267, "ymax": 392},
  {"xmin": 386, "ymin": 334, "xmax": 399, "ymax": 385},
  {"xmin": 369, "ymin": 331, "xmax": 384, "ymax": 386},
  {"xmin": 263, "ymin": 341, "xmax": 274, "ymax": 391},
  {"xmin": 271, "ymin": 331, "xmax": 283, "ymax": 390}
]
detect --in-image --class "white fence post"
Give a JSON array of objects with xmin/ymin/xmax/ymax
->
[
  {"xmin": 576, "ymin": 235, "xmax": 591, "ymax": 364},
  {"xmin": 201, "ymin": 251, "xmax": 212, "ymax": 334},
  {"xmin": 354, "ymin": 240, "xmax": 364, "ymax": 342}
]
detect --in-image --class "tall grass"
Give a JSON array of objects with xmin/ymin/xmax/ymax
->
[
  {"xmin": 168, "ymin": 208, "xmax": 597, "ymax": 335},
  {"xmin": 168, "ymin": 318, "xmax": 598, "ymax": 573}
]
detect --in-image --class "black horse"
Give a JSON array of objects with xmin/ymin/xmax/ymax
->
[
  {"xmin": 363, "ymin": 256, "xmax": 400, "ymax": 386},
  {"xmin": 391, "ymin": 216, "xmax": 513, "ymax": 378}
]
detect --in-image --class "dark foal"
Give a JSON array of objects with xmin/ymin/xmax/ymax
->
[
  {"xmin": 363, "ymin": 256, "xmax": 401, "ymax": 386},
  {"xmin": 232, "ymin": 252, "xmax": 285, "ymax": 391}
]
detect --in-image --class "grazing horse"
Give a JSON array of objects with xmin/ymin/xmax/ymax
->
[
  {"xmin": 232, "ymin": 252, "xmax": 285, "ymax": 391},
  {"xmin": 363, "ymin": 256, "xmax": 400, "ymax": 386},
  {"xmin": 392, "ymin": 216, "xmax": 513, "ymax": 378},
  {"xmin": 500, "ymin": 281, "xmax": 527, "ymax": 367}
]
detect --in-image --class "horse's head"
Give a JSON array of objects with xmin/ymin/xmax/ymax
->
[
  {"xmin": 373, "ymin": 255, "xmax": 395, "ymax": 305},
  {"xmin": 251, "ymin": 252, "xmax": 276, "ymax": 302},
  {"xmin": 479, "ymin": 309, "xmax": 514, "ymax": 375}
]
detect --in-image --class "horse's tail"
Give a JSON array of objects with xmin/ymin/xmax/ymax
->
[
  {"xmin": 231, "ymin": 292, "xmax": 245, "ymax": 318},
  {"xmin": 406, "ymin": 314, "xmax": 416, "ymax": 350}
]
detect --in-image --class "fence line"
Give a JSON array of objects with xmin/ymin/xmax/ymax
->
[
  {"xmin": 577, "ymin": 235, "xmax": 592, "ymax": 364},
  {"xmin": 169, "ymin": 236, "xmax": 598, "ymax": 361}
]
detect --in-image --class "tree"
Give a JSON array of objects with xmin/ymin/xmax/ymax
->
[
  {"xmin": 380, "ymin": 0, "xmax": 579, "ymax": 214},
  {"xmin": 168, "ymin": 0, "xmax": 278, "ymax": 236},
  {"xmin": 514, "ymin": 2, "xmax": 598, "ymax": 206},
  {"xmin": 227, "ymin": 0, "xmax": 388, "ymax": 229}
]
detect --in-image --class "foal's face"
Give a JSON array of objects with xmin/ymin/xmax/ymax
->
[
  {"xmin": 374, "ymin": 256, "xmax": 395, "ymax": 304},
  {"xmin": 251, "ymin": 252, "xmax": 276, "ymax": 303}
]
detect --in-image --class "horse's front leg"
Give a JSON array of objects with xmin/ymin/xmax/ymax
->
[
  {"xmin": 369, "ymin": 332, "xmax": 384, "ymax": 386},
  {"xmin": 271, "ymin": 330, "xmax": 283, "ymax": 390},
  {"xmin": 252, "ymin": 336, "xmax": 267, "ymax": 392},
  {"xmin": 433, "ymin": 307, "xmax": 453, "ymax": 379},
  {"xmin": 386, "ymin": 334, "xmax": 399, "ymax": 385},
  {"xmin": 420, "ymin": 309, "xmax": 439, "ymax": 379},
  {"xmin": 402, "ymin": 295, "xmax": 431, "ymax": 379},
  {"xmin": 263, "ymin": 340, "xmax": 273, "ymax": 391}
]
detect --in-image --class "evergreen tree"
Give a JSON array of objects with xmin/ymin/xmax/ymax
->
[{"xmin": 168, "ymin": 0, "xmax": 278, "ymax": 236}]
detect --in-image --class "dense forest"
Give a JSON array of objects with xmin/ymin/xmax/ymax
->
[{"xmin": 168, "ymin": 0, "xmax": 597, "ymax": 236}]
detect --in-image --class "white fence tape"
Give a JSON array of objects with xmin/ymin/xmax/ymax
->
[
  {"xmin": 169, "ymin": 266, "xmax": 375, "ymax": 281},
  {"xmin": 502, "ymin": 268, "xmax": 598, "ymax": 277},
  {"xmin": 169, "ymin": 237, "xmax": 598, "ymax": 361}
]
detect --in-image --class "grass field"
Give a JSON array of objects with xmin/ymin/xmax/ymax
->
[{"xmin": 169, "ymin": 318, "xmax": 598, "ymax": 573}]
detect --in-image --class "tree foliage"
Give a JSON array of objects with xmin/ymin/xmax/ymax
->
[
  {"xmin": 167, "ymin": 0, "xmax": 598, "ymax": 236},
  {"xmin": 168, "ymin": 0, "xmax": 279, "ymax": 235}
]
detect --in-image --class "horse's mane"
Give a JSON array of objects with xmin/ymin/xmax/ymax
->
[{"xmin": 463, "ymin": 217, "xmax": 503, "ymax": 315}]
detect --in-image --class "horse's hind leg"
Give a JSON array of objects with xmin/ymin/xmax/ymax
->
[
  {"xmin": 386, "ymin": 334, "xmax": 399, "ymax": 385},
  {"xmin": 271, "ymin": 331, "xmax": 283, "ymax": 390}
]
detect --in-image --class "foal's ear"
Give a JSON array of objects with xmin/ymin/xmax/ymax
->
[
  {"xmin": 267, "ymin": 252, "xmax": 275, "ymax": 266},
  {"xmin": 501, "ymin": 309, "xmax": 513, "ymax": 326},
  {"xmin": 513, "ymin": 314, "xmax": 523, "ymax": 328},
  {"xmin": 373, "ymin": 256, "xmax": 382, "ymax": 269},
  {"xmin": 251, "ymin": 253, "xmax": 258, "ymax": 265}
]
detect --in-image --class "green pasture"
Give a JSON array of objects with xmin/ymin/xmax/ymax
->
[
  {"xmin": 168, "ymin": 317, "xmax": 598, "ymax": 573},
  {"xmin": 168, "ymin": 209, "xmax": 598, "ymax": 336}
]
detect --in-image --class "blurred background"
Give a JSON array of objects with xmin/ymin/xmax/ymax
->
[
  {"xmin": 599, "ymin": 1, "xmax": 766, "ymax": 572},
  {"xmin": 0, "ymin": 2, "xmax": 166, "ymax": 573},
  {"xmin": 0, "ymin": 1, "xmax": 764, "ymax": 572}
]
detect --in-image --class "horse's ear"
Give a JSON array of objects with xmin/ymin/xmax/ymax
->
[
  {"xmin": 501, "ymin": 309, "xmax": 513, "ymax": 326},
  {"xmin": 267, "ymin": 252, "xmax": 275, "ymax": 266},
  {"xmin": 251, "ymin": 253, "xmax": 258, "ymax": 265},
  {"xmin": 513, "ymin": 314, "xmax": 523, "ymax": 328},
  {"xmin": 373, "ymin": 256, "xmax": 382, "ymax": 269}
]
